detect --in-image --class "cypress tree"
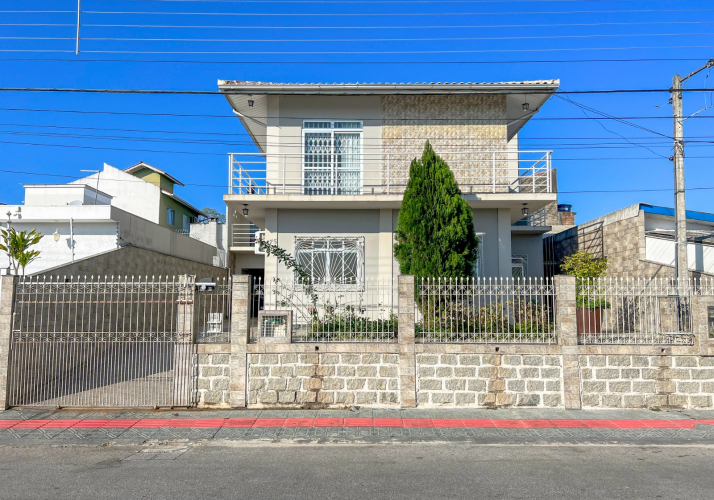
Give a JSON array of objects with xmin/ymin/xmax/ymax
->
[{"xmin": 393, "ymin": 141, "xmax": 479, "ymax": 278}]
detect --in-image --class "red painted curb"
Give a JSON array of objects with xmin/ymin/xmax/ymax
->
[{"xmin": 0, "ymin": 418, "xmax": 712, "ymax": 431}]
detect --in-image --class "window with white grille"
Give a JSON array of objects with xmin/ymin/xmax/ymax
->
[
  {"xmin": 303, "ymin": 121, "xmax": 363, "ymax": 195},
  {"xmin": 294, "ymin": 237, "xmax": 364, "ymax": 286}
]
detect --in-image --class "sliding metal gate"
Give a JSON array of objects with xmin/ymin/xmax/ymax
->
[{"xmin": 6, "ymin": 276, "xmax": 198, "ymax": 408}]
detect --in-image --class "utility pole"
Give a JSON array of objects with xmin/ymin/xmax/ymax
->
[{"xmin": 670, "ymin": 59, "xmax": 714, "ymax": 284}]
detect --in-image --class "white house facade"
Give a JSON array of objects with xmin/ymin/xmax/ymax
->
[{"xmin": 220, "ymin": 80, "xmax": 560, "ymax": 286}]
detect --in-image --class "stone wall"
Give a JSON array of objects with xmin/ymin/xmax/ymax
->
[
  {"xmin": 197, "ymin": 351, "xmax": 231, "ymax": 408},
  {"xmin": 35, "ymin": 246, "xmax": 228, "ymax": 282},
  {"xmin": 580, "ymin": 355, "xmax": 714, "ymax": 409},
  {"xmin": 381, "ymin": 94, "xmax": 508, "ymax": 191},
  {"xmin": 416, "ymin": 353, "xmax": 564, "ymax": 407},
  {"xmin": 247, "ymin": 353, "xmax": 399, "ymax": 407}
]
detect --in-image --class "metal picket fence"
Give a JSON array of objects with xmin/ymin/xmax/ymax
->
[
  {"xmin": 250, "ymin": 277, "xmax": 398, "ymax": 343},
  {"xmin": 194, "ymin": 277, "xmax": 231, "ymax": 344},
  {"xmin": 415, "ymin": 277, "xmax": 557, "ymax": 344},
  {"xmin": 7, "ymin": 275, "xmax": 197, "ymax": 408},
  {"xmin": 577, "ymin": 277, "xmax": 696, "ymax": 345}
]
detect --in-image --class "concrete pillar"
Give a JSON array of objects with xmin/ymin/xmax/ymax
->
[
  {"xmin": 497, "ymin": 208, "xmax": 512, "ymax": 278},
  {"xmin": 176, "ymin": 275, "xmax": 196, "ymax": 343},
  {"xmin": 229, "ymin": 275, "xmax": 251, "ymax": 407},
  {"xmin": 0, "ymin": 275, "xmax": 17, "ymax": 411},
  {"xmin": 555, "ymin": 275, "xmax": 581, "ymax": 410},
  {"xmin": 398, "ymin": 275, "xmax": 416, "ymax": 408}
]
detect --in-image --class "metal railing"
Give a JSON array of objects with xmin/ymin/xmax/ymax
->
[
  {"xmin": 415, "ymin": 277, "xmax": 557, "ymax": 344},
  {"xmin": 577, "ymin": 277, "xmax": 696, "ymax": 345},
  {"xmin": 514, "ymin": 208, "xmax": 548, "ymax": 227},
  {"xmin": 195, "ymin": 277, "xmax": 231, "ymax": 344},
  {"xmin": 231, "ymin": 223, "xmax": 259, "ymax": 248},
  {"xmin": 229, "ymin": 150, "xmax": 553, "ymax": 196},
  {"xmin": 250, "ymin": 277, "xmax": 398, "ymax": 343}
]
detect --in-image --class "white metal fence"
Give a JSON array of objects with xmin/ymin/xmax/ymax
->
[
  {"xmin": 7, "ymin": 275, "xmax": 197, "ymax": 408},
  {"xmin": 415, "ymin": 277, "xmax": 557, "ymax": 343},
  {"xmin": 229, "ymin": 150, "xmax": 553, "ymax": 196},
  {"xmin": 195, "ymin": 277, "xmax": 231, "ymax": 344},
  {"xmin": 250, "ymin": 277, "xmax": 397, "ymax": 343},
  {"xmin": 577, "ymin": 277, "xmax": 697, "ymax": 345}
]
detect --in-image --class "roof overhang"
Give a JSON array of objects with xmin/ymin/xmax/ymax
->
[
  {"xmin": 218, "ymin": 80, "xmax": 560, "ymax": 152},
  {"xmin": 125, "ymin": 161, "xmax": 185, "ymax": 187}
]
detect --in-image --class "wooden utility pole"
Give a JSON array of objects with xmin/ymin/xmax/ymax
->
[{"xmin": 670, "ymin": 59, "xmax": 714, "ymax": 283}]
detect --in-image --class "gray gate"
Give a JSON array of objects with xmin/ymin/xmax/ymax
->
[{"xmin": 6, "ymin": 275, "xmax": 198, "ymax": 408}]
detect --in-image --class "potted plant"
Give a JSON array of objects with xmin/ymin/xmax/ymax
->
[{"xmin": 560, "ymin": 250, "xmax": 609, "ymax": 334}]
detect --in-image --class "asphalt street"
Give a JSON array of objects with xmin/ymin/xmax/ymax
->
[{"xmin": 0, "ymin": 443, "xmax": 712, "ymax": 500}]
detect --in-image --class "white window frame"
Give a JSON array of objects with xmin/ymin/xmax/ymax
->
[
  {"xmin": 167, "ymin": 208, "xmax": 175, "ymax": 226},
  {"xmin": 293, "ymin": 236, "xmax": 365, "ymax": 288},
  {"xmin": 301, "ymin": 120, "xmax": 364, "ymax": 195},
  {"xmin": 474, "ymin": 233, "xmax": 485, "ymax": 277}
]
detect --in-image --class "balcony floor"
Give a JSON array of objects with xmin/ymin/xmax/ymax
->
[{"xmin": 224, "ymin": 192, "xmax": 557, "ymax": 223}]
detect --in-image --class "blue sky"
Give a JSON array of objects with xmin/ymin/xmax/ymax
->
[{"xmin": 1, "ymin": 0, "xmax": 713, "ymax": 223}]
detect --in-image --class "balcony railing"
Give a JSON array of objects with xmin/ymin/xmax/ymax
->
[
  {"xmin": 513, "ymin": 208, "xmax": 548, "ymax": 227},
  {"xmin": 231, "ymin": 223, "xmax": 259, "ymax": 248},
  {"xmin": 228, "ymin": 150, "xmax": 553, "ymax": 196}
]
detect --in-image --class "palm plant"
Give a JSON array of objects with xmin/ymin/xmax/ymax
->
[{"xmin": 0, "ymin": 228, "xmax": 42, "ymax": 275}]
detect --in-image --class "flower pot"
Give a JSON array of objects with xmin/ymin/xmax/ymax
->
[{"xmin": 577, "ymin": 307, "xmax": 602, "ymax": 334}]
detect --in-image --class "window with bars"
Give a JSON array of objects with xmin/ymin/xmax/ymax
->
[
  {"xmin": 303, "ymin": 121, "xmax": 363, "ymax": 195},
  {"xmin": 294, "ymin": 237, "xmax": 364, "ymax": 286}
]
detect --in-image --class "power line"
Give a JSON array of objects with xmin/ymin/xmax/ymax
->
[
  {"xmin": 75, "ymin": 20, "xmax": 714, "ymax": 30},
  {"xmin": 1, "ymin": 57, "xmax": 712, "ymax": 66},
  {"xmin": 80, "ymin": 8, "xmax": 714, "ymax": 16},
  {"xmin": 29, "ymin": 32, "xmax": 708, "ymax": 43}
]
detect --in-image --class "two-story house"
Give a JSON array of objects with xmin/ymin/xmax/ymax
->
[{"xmin": 220, "ymin": 80, "xmax": 559, "ymax": 286}]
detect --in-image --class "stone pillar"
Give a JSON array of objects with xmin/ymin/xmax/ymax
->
[
  {"xmin": 176, "ymin": 275, "xmax": 196, "ymax": 343},
  {"xmin": 398, "ymin": 275, "xmax": 416, "ymax": 408},
  {"xmin": 0, "ymin": 275, "xmax": 17, "ymax": 411},
  {"xmin": 555, "ymin": 275, "xmax": 581, "ymax": 410},
  {"xmin": 229, "ymin": 275, "xmax": 251, "ymax": 407},
  {"xmin": 692, "ymin": 295, "xmax": 714, "ymax": 356}
]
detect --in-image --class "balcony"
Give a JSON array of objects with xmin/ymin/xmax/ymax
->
[
  {"xmin": 228, "ymin": 150, "xmax": 553, "ymax": 196},
  {"xmin": 231, "ymin": 223, "xmax": 260, "ymax": 250}
]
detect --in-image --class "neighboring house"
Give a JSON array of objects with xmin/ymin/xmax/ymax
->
[
  {"xmin": 544, "ymin": 203, "xmax": 714, "ymax": 279},
  {"xmin": 71, "ymin": 161, "xmax": 204, "ymax": 233},
  {"xmin": 219, "ymin": 80, "xmax": 560, "ymax": 284},
  {"xmin": 2, "ymin": 174, "xmax": 224, "ymax": 279}
]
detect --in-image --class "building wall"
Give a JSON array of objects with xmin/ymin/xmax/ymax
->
[
  {"xmin": 160, "ymin": 193, "xmax": 199, "ymax": 231},
  {"xmin": 35, "ymin": 245, "xmax": 227, "ymax": 281},
  {"xmin": 382, "ymin": 94, "xmax": 508, "ymax": 191},
  {"xmin": 511, "ymin": 233, "xmax": 545, "ymax": 278},
  {"xmin": 130, "ymin": 168, "xmax": 175, "ymax": 194},
  {"xmin": 71, "ymin": 164, "xmax": 161, "ymax": 224}
]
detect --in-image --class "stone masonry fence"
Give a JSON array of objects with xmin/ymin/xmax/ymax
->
[{"xmin": 1, "ymin": 274, "xmax": 714, "ymax": 411}]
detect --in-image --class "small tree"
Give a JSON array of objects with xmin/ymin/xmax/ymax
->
[
  {"xmin": 0, "ymin": 228, "xmax": 42, "ymax": 275},
  {"xmin": 200, "ymin": 207, "xmax": 226, "ymax": 223},
  {"xmin": 561, "ymin": 250, "xmax": 609, "ymax": 309},
  {"xmin": 393, "ymin": 141, "xmax": 478, "ymax": 278}
]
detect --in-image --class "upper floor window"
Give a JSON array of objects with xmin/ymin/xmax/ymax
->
[
  {"xmin": 294, "ymin": 237, "xmax": 364, "ymax": 286},
  {"xmin": 182, "ymin": 214, "xmax": 191, "ymax": 232},
  {"xmin": 167, "ymin": 208, "xmax": 175, "ymax": 226},
  {"xmin": 303, "ymin": 121, "xmax": 363, "ymax": 195}
]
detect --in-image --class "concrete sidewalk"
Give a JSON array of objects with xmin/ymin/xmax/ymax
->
[{"xmin": 1, "ymin": 407, "xmax": 714, "ymax": 446}]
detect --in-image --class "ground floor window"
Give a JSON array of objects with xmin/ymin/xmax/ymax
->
[
  {"xmin": 512, "ymin": 255, "xmax": 528, "ymax": 277},
  {"xmin": 474, "ymin": 233, "xmax": 485, "ymax": 277},
  {"xmin": 294, "ymin": 237, "xmax": 364, "ymax": 286}
]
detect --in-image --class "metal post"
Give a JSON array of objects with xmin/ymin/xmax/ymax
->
[
  {"xmin": 3, "ymin": 212, "xmax": 11, "ymax": 275},
  {"xmin": 282, "ymin": 155, "xmax": 286, "ymax": 194},
  {"xmin": 492, "ymin": 152, "xmax": 496, "ymax": 193},
  {"xmin": 387, "ymin": 154, "xmax": 391, "ymax": 194},
  {"xmin": 75, "ymin": 0, "xmax": 81, "ymax": 55}
]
